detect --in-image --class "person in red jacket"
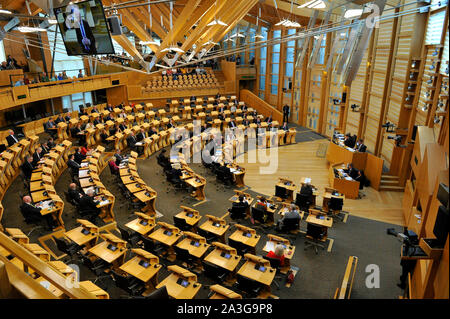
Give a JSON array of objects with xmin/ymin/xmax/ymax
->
[
  {"xmin": 265, "ymin": 243, "xmax": 286, "ymax": 266},
  {"xmin": 108, "ymin": 157, "xmax": 120, "ymax": 175}
]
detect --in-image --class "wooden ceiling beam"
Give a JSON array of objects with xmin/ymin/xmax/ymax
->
[{"xmin": 131, "ymin": 6, "xmax": 168, "ymax": 40}]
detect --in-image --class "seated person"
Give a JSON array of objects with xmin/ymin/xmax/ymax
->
[
  {"xmin": 108, "ymin": 157, "xmax": 120, "ymax": 175},
  {"xmin": 277, "ymin": 204, "xmax": 301, "ymax": 230},
  {"xmin": 265, "ymin": 243, "xmax": 286, "ymax": 266},
  {"xmin": 169, "ymin": 163, "xmax": 183, "ymax": 181},
  {"xmin": 44, "ymin": 118, "xmax": 57, "ymax": 137},
  {"xmin": 136, "ymin": 128, "xmax": 147, "ymax": 141},
  {"xmin": 114, "ymin": 149, "xmax": 124, "ymax": 165},
  {"xmin": 157, "ymin": 149, "xmax": 170, "ymax": 168},
  {"xmin": 71, "ymin": 123, "xmax": 86, "ymax": 145},
  {"xmin": 21, "ymin": 156, "xmax": 35, "ymax": 180},
  {"xmin": 73, "ymin": 148, "xmax": 86, "ymax": 164},
  {"xmin": 343, "ymin": 133, "xmax": 356, "ymax": 148},
  {"xmin": 355, "ymin": 170, "xmax": 366, "ymax": 189},
  {"xmin": 67, "ymin": 154, "xmax": 81, "ymax": 175},
  {"xmin": 40, "ymin": 142, "xmax": 50, "ymax": 155},
  {"xmin": 105, "ymin": 103, "xmax": 114, "ymax": 112},
  {"xmin": 100, "ymin": 129, "xmax": 110, "ymax": 144},
  {"xmin": 109, "ymin": 123, "xmax": 121, "ymax": 135},
  {"xmin": 344, "ymin": 163, "xmax": 359, "ymax": 179},
  {"xmin": 68, "ymin": 183, "xmax": 82, "ymax": 204},
  {"xmin": 79, "ymin": 144, "xmax": 91, "ymax": 156},
  {"xmin": 229, "ymin": 195, "xmax": 249, "ymax": 218},
  {"xmin": 126, "ymin": 132, "xmax": 138, "ymax": 150},
  {"xmin": 355, "ymin": 138, "xmax": 367, "ymax": 153},
  {"xmin": 255, "ymin": 197, "xmax": 269, "ymax": 211},
  {"xmin": 32, "ymin": 147, "xmax": 43, "ymax": 167},
  {"xmin": 300, "ymin": 182, "xmax": 314, "ymax": 202},
  {"xmin": 54, "ymin": 114, "xmax": 65, "ymax": 125},
  {"xmin": 78, "ymin": 189, "xmax": 101, "ymax": 219},
  {"xmin": 228, "ymin": 119, "xmax": 237, "ymax": 129},
  {"xmin": 47, "ymin": 137, "xmax": 56, "ymax": 149},
  {"xmin": 265, "ymin": 115, "xmax": 273, "ymax": 124},
  {"xmin": 6, "ymin": 129, "xmax": 20, "ymax": 147},
  {"xmin": 20, "ymin": 195, "xmax": 55, "ymax": 229}
]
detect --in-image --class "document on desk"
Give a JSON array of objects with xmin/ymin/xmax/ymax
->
[
  {"xmin": 344, "ymin": 176, "xmax": 353, "ymax": 181},
  {"xmin": 229, "ymin": 168, "xmax": 240, "ymax": 174},
  {"xmin": 81, "ymin": 162, "xmax": 89, "ymax": 167},
  {"xmin": 135, "ymin": 142, "xmax": 143, "ymax": 146},
  {"xmin": 98, "ymin": 200, "xmax": 110, "ymax": 206},
  {"xmin": 40, "ymin": 200, "xmax": 54, "ymax": 209},
  {"xmin": 347, "ymin": 147, "xmax": 355, "ymax": 152}
]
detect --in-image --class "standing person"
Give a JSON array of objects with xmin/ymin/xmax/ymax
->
[
  {"xmin": 77, "ymin": 69, "xmax": 84, "ymax": 78},
  {"xmin": 282, "ymin": 104, "xmax": 290, "ymax": 124}
]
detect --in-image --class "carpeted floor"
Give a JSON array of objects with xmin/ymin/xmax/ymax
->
[{"xmin": 1, "ymin": 125, "xmax": 405, "ymax": 299}]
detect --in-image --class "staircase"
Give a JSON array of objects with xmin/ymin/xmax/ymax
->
[{"xmin": 379, "ymin": 175, "xmax": 405, "ymax": 192}]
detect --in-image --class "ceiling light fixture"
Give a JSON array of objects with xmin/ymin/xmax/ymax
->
[
  {"xmin": 0, "ymin": 9, "xmax": 12, "ymax": 14},
  {"xmin": 18, "ymin": 26, "xmax": 47, "ymax": 33},
  {"xmin": 47, "ymin": 19, "xmax": 57, "ymax": 24},
  {"xmin": 298, "ymin": 0, "xmax": 326, "ymax": 9},
  {"xmin": 344, "ymin": 9, "xmax": 363, "ymax": 19}
]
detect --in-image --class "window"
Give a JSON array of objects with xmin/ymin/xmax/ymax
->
[
  {"xmin": 0, "ymin": 40, "xmax": 5, "ymax": 63},
  {"xmin": 425, "ymin": 10, "xmax": 446, "ymax": 45},
  {"xmin": 440, "ymin": 30, "xmax": 449, "ymax": 75}
]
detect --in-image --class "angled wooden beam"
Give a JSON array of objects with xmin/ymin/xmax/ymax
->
[
  {"xmin": 112, "ymin": 34, "xmax": 148, "ymax": 70},
  {"xmin": 132, "ymin": 5, "xmax": 168, "ymax": 40}
]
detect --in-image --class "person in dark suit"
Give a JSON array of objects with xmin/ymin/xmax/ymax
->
[
  {"xmin": 47, "ymin": 137, "xmax": 56, "ymax": 149},
  {"xmin": 127, "ymin": 132, "xmax": 138, "ymax": 150},
  {"xmin": 114, "ymin": 149, "xmax": 124, "ymax": 165},
  {"xmin": 21, "ymin": 156, "xmax": 35, "ymax": 180},
  {"xmin": 68, "ymin": 183, "xmax": 82, "ymax": 204},
  {"xmin": 64, "ymin": 113, "xmax": 72, "ymax": 122},
  {"xmin": 6, "ymin": 129, "xmax": 19, "ymax": 147},
  {"xmin": 228, "ymin": 119, "xmax": 237, "ymax": 129},
  {"xmin": 32, "ymin": 147, "xmax": 43, "ymax": 167},
  {"xmin": 73, "ymin": 148, "xmax": 86, "ymax": 165},
  {"xmin": 105, "ymin": 104, "xmax": 114, "ymax": 112},
  {"xmin": 265, "ymin": 114, "xmax": 273, "ymax": 124},
  {"xmin": 109, "ymin": 123, "xmax": 120, "ymax": 136},
  {"xmin": 91, "ymin": 106, "xmax": 99, "ymax": 113},
  {"xmin": 136, "ymin": 128, "xmax": 147, "ymax": 142},
  {"xmin": 343, "ymin": 133, "xmax": 355, "ymax": 148},
  {"xmin": 40, "ymin": 142, "xmax": 50, "ymax": 155},
  {"xmin": 355, "ymin": 139, "xmax": 367, "ymax": 153},
  {"xmin": 282, "ymin": 105, "xmax": 290, "ymax": 123},
  {"xmin": 71, "ymin": 123, "xmax": 85, "ymax": 145},
  {"xmin": 20, "ymin": 195, "xmax": 55, "ymax": 229},
  {"xmin": 157, "ymin": 149, "xmax": 170, "ymax": 168},
  {"xmin": 54, "ymin": 115, "xmax": 64, "ymax": 125},
  {"xmin": 229, "ymin": 195, "xmax": 249, "ymax": 219},
  {"xmin": 78, "ymin": 189, "xmax": 101, "ymax": 218},
  {"xmin": 68, "ymin": 154, "xmax": 81, "ymax": 176},
  {"xmin": 277, "ymin": 203, "xmax": 301, "ymax": 230},
  {"xmin": 44, "ymin": 118, "xmax": 57, "ymax": 138},
  {"xmin": 344, "ymin": 163, "xmax": 359, "ymax": 179},
  {"xmin": 300, "ymin": 182, "xmax": 314, "ymax": 203},
  {"xmin": 167, "ymin": 119, "xmax": 174, "ymax": 129},
  {"xmin": 242, "ymin": 118, "xmax": 250, "ymax": 127},
  {"xmin": 119, "ymin": 123, "xmax": 127, "ymax": 131}
]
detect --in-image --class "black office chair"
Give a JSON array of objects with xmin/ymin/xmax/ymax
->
[
  {"xmin": 197, "ymin": 228, "xmax": 218, "ymax": 242},
  {"xmin": 275, "ymin": 185, "xmax": 287, "ymax": 199},
  {"xmin": 140, "ymin": 286, "xmax": 169, "ymax": 299},
  {"xmin": 328, "ymin": 196, "xmax": 344, "ymax": 221},
  {"xmin": 279, "ymin": 217, "xmax": 300, "ymax": 233},
  {"xmin": 227, "ymin": 237, "xmax": 249, "ymax": 256},
  {"xmin": 141, "ymin": 237, "xmax": 165, "ymax": 256},
  {"xmin": 173, "ymin": 216, "xmax": 192, "ymax": 231},
  {"xmin": 229, "ymin": 205, "xmax": 246, "ymax": 220},
  {"xmin": 18, "ymin": 171, "xmax": 30, "ymax": 191},
  {"xmin": 202, "ymin": 261, "xmax": 228, "ymax": 283},
  {"xmin": 251, "ymin": 206, "xmax": 268, "ymax": 224},
  {"xmin": 295, "ymin": 193, "xmax": 312, "ymax": 212},
  {"xmin": 64, "ymin": 191, "xmax": 79, "ymax": 208},
  {"xmin": 79, "ymin": 254, "xmax": 110, "ymax": 284},
  {"xmin": 19, "ymin": 205, "xmax": 44, "ymax": 236},
  {"xmin": 263, "ymin": 256, "xmax": 283, "ymax": 290},
  {"xmin": 111, "ymin": 269, "xmax": 145, "ymax": 296},
  {"xmin": 52, "ymin": 236, "xmax": 82, "ymax": 263},
  {"xmin": 304, "ymin": 223, "xmax": 327, "ymax": 254},
  {"xmin": 236, "ymin": 274, "xmax": 262, "ymax": 298},
  {"xmin": 118, "ymin": 226, "xmax": 140, "ymax": 247},
  {"xmin": 174, "ymin": 246, "xmax": 194, "ymax": 269}
]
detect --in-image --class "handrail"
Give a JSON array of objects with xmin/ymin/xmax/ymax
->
[
  {"xmin": 239, "ymin": 89, "xmax": 284, "ymax": 123},
  {"xmin": 335, "ymin": 256, "xmax": 358, "ymax": 299},
  {"xmin": 0, "ymin": 232, "xmax": 96, "ymax": 299}
]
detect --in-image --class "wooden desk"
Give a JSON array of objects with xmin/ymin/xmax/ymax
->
[
  {"xmin": 176, "ymin": 231, "xmax": 210, "ymax": 259},
  {"xmin": 156, "ymin": 265, "xmax": 201, "ymax": 299},
  {"xmin": 184, "ymin": 176, "xmax": 206, "ymax": 201},
  {"xmin": 276, "ymin": 178, "xmax": 297, "ymax": 201},
  {"xmin": 306, "ymin": 214, "xmax": 333, "ymax": 229},
  {"xmin": 329, "ymin": 163, "xmax": 359, "ymax": 199},
  {"xmin": 209, "ymin": 284, "xmax": 242, "ymax": 299},
  {"xmin": 79, "ymin": 281, "xmax": 109, "ymax": 299},
  {"xmin": 237, "ymin": 253, "xmax": 276, "ymax": 293},
  {"xmin": 203, "ymin": 242, "xmax": 242, "ymax": 272},
  {"xmin": 198, "ymin": 215, "xmax": 229, "ymax": 243},
  {"xmin": 119, "ymin": 248, "xmax": 161, "ymax": 293},
  {"xmin": 228, "ymin": 224, "xmax": 260, "ymax": 255},
  {"xmin": 147, "ymin": 222, "xmax": 181, "ymax": 261},
  {"xmin": 5, "ymin": 228, "xmax": 29, "ymax": 244},
  {"xmin": 125, "ymin": 212, "xmax": 156, "ymax": 236},
  {"xmin": 262, "ymin": 234, "xmax": 296, "ymax": 272},
  {"xmin": 175, "ymin": 206, "xmax": 202, "ymax": 228},
  {"xmin": 23, "ymin": 243, "xmax": 50, "ymax": 261},
  {"xmin": 88, "ymin": 234, "xmax": 127, "ymax": 267}
]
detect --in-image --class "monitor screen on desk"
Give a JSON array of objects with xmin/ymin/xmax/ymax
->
[
  {"xmin": 190, "ymin": 240, "xmax": 200, "ymax": 247},
  {"xmin": 243, "ymin": 232, "xmax": 252, "ymax": 238},
  {"xmin": 81, "ymin": 228, "xmax": 90, "ymax": 235},
  {"xmin": 254, "ymin": 264, "xmax": 266, "ymax": 272},
  {"xmin": 177, "ymin": 278, "xmax": 190, "ymax": 287},
  {"xmin": 285, "ymin": 182, "xmax": 291, "ymax": 186},
  {"xmin": 139, "ymin": 220, "xmax": 148, "ymax": 226},
  {"xmin": 139, "ymin": 260, "xmax": 150, "ymax": 268},
  {"xmin": 221, "ymin": 251, "xmax": 231, "ymax": 259},
  {"xmin": 163, "ymin": 230, "xmax": 173, "ymax": 236},
  {"xmin": 213, "ymin": 222, "xmax": 221, "ymax": 227},
  {"xmin": 107, "ymin": 244, "xmax": 117, "ymax": 251},
  {"xmin": 187, "ymin": 213, "xmax": 194, "ymax": 218}
]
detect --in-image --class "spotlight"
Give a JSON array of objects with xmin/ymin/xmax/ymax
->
[
  {"xmin": 382, "ymin": 121, "xmax": 395, "ymax": 132},
  {"xmin": 333, "ymin": 99, "xmax": 340, "ymax": 105},
  {"xmin": 434, "ymin": 116, "xmax": 440, "ymax": 124}
]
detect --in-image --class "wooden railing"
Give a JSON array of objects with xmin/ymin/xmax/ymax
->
[
  {"xmin": 334, "ymin": 256, "xmax": 358, "ymax": 299},
  {"xmin": 240, "ymin": 89, "xmax": 284, "ymax": 123},
  {"xmin": 0, "ymin": 72, "xmax": 128, "ymax": 110},
  {"xmin": 0, "ymin": 232, "xmax": 96, "ymax": 299}
]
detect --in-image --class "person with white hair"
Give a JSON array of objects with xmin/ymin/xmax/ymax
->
[
  {"xmin": 78, "ymin": 188, "xmax": 101, "ymax": 221},
  {"xmin": 20, "ymin": 195, "xmax": 55, "ymax": 229},
  {"xmin": 6, "ymin": 129, "xmax": 19, "ymax": 147},
  {"xmin": 276, "ymin": 203, "xmax": 301, "ymax": 230},
  {"xmin": 265, "ymin": 243, "xmax": 286, "ymax": 266}
]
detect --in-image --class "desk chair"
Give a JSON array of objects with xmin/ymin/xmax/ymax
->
[
  {"xmin": 304, "ymin": 223, "xmax": 327, "ymax": 254},
  {"xmin": 328, "ymin": 197, "xmax": 344, "ymax": 222},
  {"xmin": 79, "ymin": 254, "xmax": 111, "ymax": 284},
  {"xmin": 263, "ymin": 256, "xmax": 283, "ymax": 290},
  {"xmin": 227, "ymin": 238, "xmax": 250, "ymax": 256},
  {"xmin": 19, "ymin": 205, "xmax": 44, "ymax": 236},
  {"xmin": 173, "ymin": 216, "xmax": 192, "ymax": 231},
  {"xmin": 165, "ymin": 171, "xmax": 186, "ymax": 193},
  {"xmin": 202, "ymin": 261, "xmax": 228, "ymax": 283},
  {"xmin": 118, "ymin": 226, "xmax": 141, "ymax": 247},
  {"xmin": 251, "ymin": 206, "xmax": 268, "ymax": 225},
  {"xmin": 279, "ymin": 217, "xmax": 300, "ymax": 234},
  {"xmin": 295, "ymin": 193, "xmax": 312, "ymax": 212},
  {"xmin": 229, "ymin": 206, "xmax": 246, "ymax": 220},
  {"xmin": 275, "ymin": 186, "xmax": 287, "ymax": 200},
  {"xmin": 134, "ymin": 286, "xmax": 169, "ymax": 299},
  {"xmin": 52, "ymin": 236, "xmax": 82, "ymax": 263},
  {"xmin": 64, "ymin": 191, "xmax": 79, "ymax": 209},
  {"xmin": 197, "ymin": 228, "xmax": 218, "ymax": 243},
  {"xmin": 111, "ymin": 269, "xmax": 145, "ymax": 296},
  {"xmin": 174, "ymin": 246, "xmax": 195, "ymax": 269},
  {"xmin": 18, "ymin": 171, "xmax": 30, "ymax": 192},
  {"xmin": 68, "ymin": 167, "xmax": 79, "ymax": 183},
  {"xmin": 141, "ymin": 237, "xmax": 165, "ymax": 256},
  {"xmin": 216, "ymin": 169, "xmax": 234, "ymax": 187},
  {"xmin": 236, "ymin": 274, "xmax": 262, "ymax": 298}
]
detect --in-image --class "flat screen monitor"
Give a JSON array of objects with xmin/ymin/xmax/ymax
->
[
  {"xmin": 139, "ymin": 260, "xmax": 150, "ymax": 268},
  {"xmin": 190, "ymin": 240, "xmax": 200, "ymax": 247},
  {"xmin": 54, "ymin": 0, "xmax": 114, "ymax": 56},
  {"xmin": 221, "ymin": 252, "xmax": 231, "ymax": 259},
  {"xmin": 163, "ymin": 230, "xmax": 173, "ymax": 236},
  {"xmin": 177, "ymin": 278, "xmax": 189, "ymax": 287},
  {"xmin": 107, "ymin": 243, "xmax": 117, "ymax": 251}
]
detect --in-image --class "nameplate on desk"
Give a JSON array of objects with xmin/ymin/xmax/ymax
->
[{"xmin": 98, "ymin": 200, "xmax": 110, "ymax": 206}]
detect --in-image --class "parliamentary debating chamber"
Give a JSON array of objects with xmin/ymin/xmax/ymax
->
[{"xmin": 0, "ymin": 0, "xmax": 448, "ymax": 302}]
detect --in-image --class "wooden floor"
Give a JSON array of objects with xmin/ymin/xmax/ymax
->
[{"xmin": 236, "ymin": 140, "xmax": 405, "ymax": 226}]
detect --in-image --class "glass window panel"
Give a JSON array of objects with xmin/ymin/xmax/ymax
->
[
  {"xmin": 285, "ymin": 63, "xmax": 293, "ymax": 77},
  {"xmin": 286, "ymin": 47, "xmax": 295, "ymax": 62},
  {"xmin": 271, "ymin": 74, "xmax": 278, "ymax": 85},
  {"xmin": 271, "ymin": 63, "xmax": 279, "ymax": 74},
  {"xmin": 259, "ymin": 76, "xmax": 266, "ymax": 90},
  {"xmin": 272, "ymin": 53, "xmax": 280, "ymax": 63},
  {"xmin": 271, "ymin": 85, "xmax": 278, "ymax": 94}
]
